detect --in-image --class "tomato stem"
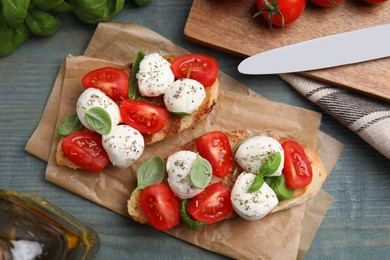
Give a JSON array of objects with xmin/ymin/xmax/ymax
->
[{"xmin": 253, "ymin": 0, "xmax": 285, "ymax": 29}]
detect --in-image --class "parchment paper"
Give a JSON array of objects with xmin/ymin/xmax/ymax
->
[{"xmin": 25, "ymin": 23, "xmax": 344, "ymax": 259}]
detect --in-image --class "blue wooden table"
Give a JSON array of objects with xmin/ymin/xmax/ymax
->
[{"xmin": 1, "ymin": 1, "xmax": 389, "ymax": 259}]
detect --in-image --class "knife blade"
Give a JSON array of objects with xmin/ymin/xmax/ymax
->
[{"xmin": 238, "ymin": 24, "xmax": 390, "ymax": 75}]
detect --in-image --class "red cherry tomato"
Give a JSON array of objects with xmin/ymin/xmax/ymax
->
[
  {"xmin": 281, "ymin": 140, "xmax": 313, "ymax": 189},
  {"xmin": 170, "ymin": 54, "xmax": 219, "ymax": 88},
  {"xmin": 187, "ymin": 183, "xmax": 233, "ymax": 224},
  {"xmin": 120, "ymin": 99, "xmax": 168, "ymax": 135},
  {"xmin": 255, "ymin": 0, "xmax": 305, "ymax": 28},
  {"xmin": 81, "ymin": 67, "xmax": 129, "ymax": 102},
  {"xmin": 310, "ymin": 0, "xmax": 343, "ymax": 7},
  {"xmin": 140, "ymin": 183, "xmax": 180, "ymax": 231},
  {"xmin": 196, "ymin": 131, "xmax": 233, "ymax": 178},
  {"xmin": 61, "ymin": 131, "xmax": 109, "ymax": 172}
]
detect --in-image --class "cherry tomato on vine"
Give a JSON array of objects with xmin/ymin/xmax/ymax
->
[
  {"xmin": 310, "ymin": 0, "xmax": 343, "ymax": 7},
  {"xmin": 255, "ymin": 0, "xmax": 306, "ymax": 28}
]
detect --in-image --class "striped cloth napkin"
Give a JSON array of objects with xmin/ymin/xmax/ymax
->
[{"xmin": 280, "ymin": 74, "xmax": 390, "ymax": 160}]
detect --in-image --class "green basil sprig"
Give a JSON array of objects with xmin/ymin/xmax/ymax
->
[
  {"xmin": 31, "ymin": 0, "xmax": 65, "ymax": 11},
  {"xmin": 128, "ymin": 51, "xmax": 144, "ymax": 100},
  {"xmin": 189, "ymin": 154, "xmax": 212, "ymax": 189},
  {"xmin": 79, "ymin": 106, "xmax": 111, "ymax": 135},
  {"xmin": 56, "ymin": 113, "xmax": 83, "ymax": 137},
  {"xmin": 180, "ymin": 199, "xmax": 206, "ymax": 230},
  {"xmin": 26, "ymin": 8, "xmax": 61, "ymax": 36},
  {"xmin": 133, "ymin": 156, "xmax": 165, "ymax": 193},
  {"xmin": 0, "ymin": 19, "xmax": 30, "ymax": 57},
  {"xmin": 265, "ymin": 174, "xmax": 294, "ymax": 201},
  {"xmin": 247, "ymin": 151, "xmax": 282, "ymax": 193},
  {"xmin": 1, "ymin": 0, "xmax": 29, "ymax": 27}
]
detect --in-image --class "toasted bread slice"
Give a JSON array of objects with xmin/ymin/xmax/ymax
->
[{"xmin": 127, "ymin": 130, "xmax": 328, "ymax": 225}]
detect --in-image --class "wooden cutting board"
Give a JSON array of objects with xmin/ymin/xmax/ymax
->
[{"xmin": 184, "ymin": 0, "xmax": 390, "ymax": 101}]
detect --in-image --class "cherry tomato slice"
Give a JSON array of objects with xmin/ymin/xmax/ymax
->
[
  {"xmin": 187, "ymin": 183, "xmax": 233, "ymax": 224},
  {"xmin": 140, "ymin": 183, "xmax": 180, "ymax": 231},
  {"xmin": 61, "ymin": 131, "xmax": 109, "ymax": 172},
  {"xmin": 171, "ymin": 54, "xmax": 219, "ymax": 88},
  {"xmin": 256, "ymin": 0, "xmax": 305, "ymax": 27},
  {"xmin": 197, "ymin": 131, "xmax": 233, "ymax": 178},
  {"xmin": 81, "ymin": 67, "xmax": 129, "ymax": 102},
  {"xmin": 281, "ymin": 140, "xmax": 313, "ymax": 189},
  {"xmin": 120, "ymin": 99, "xmax": 168, "ymax": 135}
]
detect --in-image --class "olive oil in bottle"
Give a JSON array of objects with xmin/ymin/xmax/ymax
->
[{"xmin": 0, "ymin": 190, "xmax": 100, "ymax": 260}]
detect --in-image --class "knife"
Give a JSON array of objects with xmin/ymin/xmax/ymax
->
[{"xmin": 238, "ymin": 24, "xmax": 390, "ymax": 75}]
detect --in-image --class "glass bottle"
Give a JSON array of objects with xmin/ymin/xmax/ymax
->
[{"xmin": 0, "ymin": 190, "xmax": 100, "ymax": 259}]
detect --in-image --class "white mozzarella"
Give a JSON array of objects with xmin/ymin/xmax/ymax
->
[
  {"xmin": 76, "ymin": 88, "xmax": 121, "ymax": 131},
  {"xmin": 234, "ymin": 135, "xmax": 284, "ymax": 177},
  {"xmin": 102, "ymin": 125, "xmax": 144, "ymax": 168},
  {"xmin": 231, "ymin": 172, "xmax": 278, "ymax": 221},
  {"xmin": 166, "ymin": 150, "xmax": 204, "ymax": 199},
  {"xmin": 163, "ymin": 78, "xmax": 206, "ymax": 114},
  {"xmin": 136, "ymin": 53, "xmax": 175, "ymax": 97}
]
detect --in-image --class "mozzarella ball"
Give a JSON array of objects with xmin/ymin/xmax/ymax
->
[
  {"xmin": 163, "ymin": 78, "xmax": 206, "ymax": 115},
  {"xmin": 76, "ymin": 88, "xmax": 121, "ymax": 131},
  {"xmin": 234, "ymin": 135, "xmax": 284, "ymax": 177},
  {"xmin": 231, "ymin": 172, "xmax": 278, "ymax": 221},
  {"xmin": 166, "ymin": 150, "xmax": 204, "ymax": 199},
  {"xmin": 102, "ymin": 125, "xmax": 144, "ymax": 168},
  {"xmin": 136, "ymin": 53, "xmax": 175, "ymax": 97}
]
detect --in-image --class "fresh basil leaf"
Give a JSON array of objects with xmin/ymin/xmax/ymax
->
[
  {"xmin": 189, "ymin": 154, "xmax": 212, "ymax": 189},
  {"xmin": 26, "ymin": 9, "xmax": 61, "ymax": 36},
  {"xmin": 128, "ymin": 51, "xmax": 144, "ymax": 100},
  {"xmin": 80, "ymin": 106, "xmax": 112, "ymax": 135},
  {"xmin": 135, "ymin": 156, "xmax": 165, "ymax": 191},
  {"xmin": 52, "ymin": 2, "xmax": 75, "ymax": 12},
  {"xmin": 260, "ymin": 151, "xmax": 282, "ymax": 176},
  {"xmin": 70, "ymin": 0, "xmax": 124, "ymax": 24},
  {"xmin": 265, "ymin": 175, "xmax": 294, "ymax": 201},
  {"xmin": 31, "ymin": 0, "xmax": 64, "ymax": 11},
  {"xmin": 0, "ymin": 19, "xmax": 29, "ymax": 57},
  {"xmin": 247, "ymin": 174, "xmax": 264, "ymax": 193},
  {"xmin": 180, "ymin": 199, "xmax": 206, "ymax": 230},
  {"xmin": 56, "ymin": 114, "xmax": 83, "ymax": 137},
  {"xmin": 1, "ymin": 0, "xmax": 30, "ymax": 27}
]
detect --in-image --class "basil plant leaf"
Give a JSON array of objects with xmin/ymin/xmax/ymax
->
[
  {"xmin": 247, "ymin": 174, "xmax": 264, "ymax": 193},
  {"xmin": 56, "ymin": 114, "xmax": 83, "ymax": 137},
  {"xmin": 180, "ymin": 199, "xmax": 206, "ymax": 230},
  {"xmin": 31, "ymin": 0, "xmax": 64, "ymax": 11},
  {"xmin": 260, "ymin": 151, "xmax": 282, "ymax": 176},
  {"xmin": 135, "ymin": 156, "xmax": 165, "ymax": 191},
  {"xmin": 26, "ymin": 9, "xmax": 61, "ymax": 36},
  {"xmin": 80, "ymin": 106, "xmax": 112, "ymax": 135},
  {"xmin": 0, "ymin": 19, "xmax": 29, "ymax": 57},
  {"xmin": 1, "ymin": 0, "xmax": 30, "ymax": 27},
  {"xmin": 70, "ymin": 0, "xmax": 125, "ymax": 24},
  {"xmin": 189, "ymin": 154, "xmax": 212, "ymax": 189},
  {"xmin": 265, "ymin": 175, "xmax": 294, "ymax": 201},
  {"xmin": 128, "ymin": 51, "xmax": 144, "ymax": 100},
  {"xmin": 52, "ymin": 2, "xmax": 75, "ymax": 12}
]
